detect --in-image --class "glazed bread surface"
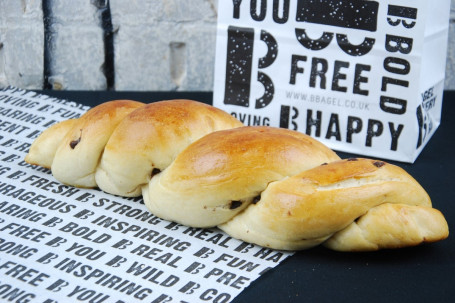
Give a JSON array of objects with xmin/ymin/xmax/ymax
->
[
  {"xmin": 25, "ymin": 100, "xmax": 449, "ymax": 251},
  {"xmin": 144, "ymin": 126, "xmax": 341, "ymax": 227},
  {"xmin": 219, "ymin": 158, "xmax": 447, "ymax": 251},
  {"xmin": 25, "ymin": 99, "xmax": 243, "ymax": 195},
  {"xmin": 95, "ymin": 100, "xmax": 243, "ymax": 196},
  {"xmin": 44, "ymin": 100, "xmax": 144, "ymax": 187}
]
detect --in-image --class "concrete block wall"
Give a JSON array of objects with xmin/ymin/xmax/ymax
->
[
  {"xmin": 446, "ymin": 2, "xmax": 455, "ymax": 89},
  {"xmin": 0, "ymin": 0, "xmax": 44, "ymax": 89},
  {"xmin": 0, "ymin": 0, "xmax": 454, "ymax": 91},
  {"xmin": 46, "ymin": 0, "xmax": 106, "ymax": 90},
  {"xmin": 110, "ymin": 0, "xmax": 218, "ymax": 91}
]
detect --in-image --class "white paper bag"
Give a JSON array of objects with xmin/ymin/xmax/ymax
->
[{"xmin": 213, "ymin": 0, "xmax": 450, "ymax": 163}]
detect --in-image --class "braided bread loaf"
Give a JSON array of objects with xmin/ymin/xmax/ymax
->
[
  {"xmin": 26, "ymin": 100, "xmax": 243, "ymax": 196},
  {"xmin": 25, "ymin": 100, "xmax": 449, "ymax": 251}
]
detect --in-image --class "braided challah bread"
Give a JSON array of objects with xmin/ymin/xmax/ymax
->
[
  {"xmin": 143, "ymin": 126, "xmax": 340, "ymax": 227},
  {"xmin": 25, "ymin": 100, "xmax": 449, "ymax": 251},
  {"xmin": 26, "ymin": 100, "xmax": 243, "ymax": 196},
  {"xmin": 219, "ymin": 157, "xmax": 447, "ymax": 251}
]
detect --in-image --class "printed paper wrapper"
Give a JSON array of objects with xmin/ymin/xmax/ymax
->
[
  {"xmin": 0, "ymin": 87, "xmax": 293, "ymax": 303},
  {"xmin": 213, "ymin": 0, "xmax": 450, "ymax": 163}
]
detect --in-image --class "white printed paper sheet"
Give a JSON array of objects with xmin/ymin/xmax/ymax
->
[{"xmin": 0, "ymin": 87, "xmax": 292, "ymax": 303}]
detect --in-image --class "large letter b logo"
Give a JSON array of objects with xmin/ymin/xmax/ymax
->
[{"xmin": 224, "ymin": 26, "xmax": 277, "ymax": 109}]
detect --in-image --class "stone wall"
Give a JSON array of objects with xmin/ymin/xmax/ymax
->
[{"xmin": 0, "ymin": 0, "xmax": 454, "ymax": 91}]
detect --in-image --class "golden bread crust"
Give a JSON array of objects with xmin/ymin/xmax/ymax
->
[
  {"xmin": 144, "ymin": 126, "xmax": 341, "ymax": 227},
  {"xmin": 324, "ymin": 203, "xmax": 449, "ymax": 251},
  {"xmin": 50, "ymin": 100, "xmax": 144, "ymax": 187},
  {"xmin": 95, "ymin": 100, "xmax": 243, "ymax": 196},
  {"xmin": 219, "ymin": 158, "xmax": 439, "ymax": 250},
  {"xmin": 25, "ymin": 100, "xmax": 449, "ymax": 251},
  {"xmin": 25, "ymin": 119, "xmax": 77, "ymax": 168}
]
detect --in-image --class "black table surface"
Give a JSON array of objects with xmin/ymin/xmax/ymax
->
[{"xmin": 35, "ymin": 90, "xmax": 455, "ymax": 303}]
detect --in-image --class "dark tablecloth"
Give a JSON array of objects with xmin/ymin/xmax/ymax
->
[{"xmin": 35, "ymin": 89, "xmax": 455, "ymax": 303}]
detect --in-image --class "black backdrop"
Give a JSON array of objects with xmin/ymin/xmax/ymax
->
[{"xmin": 35, "ymin": 89, "xmax": 455, "ymax": 303}]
